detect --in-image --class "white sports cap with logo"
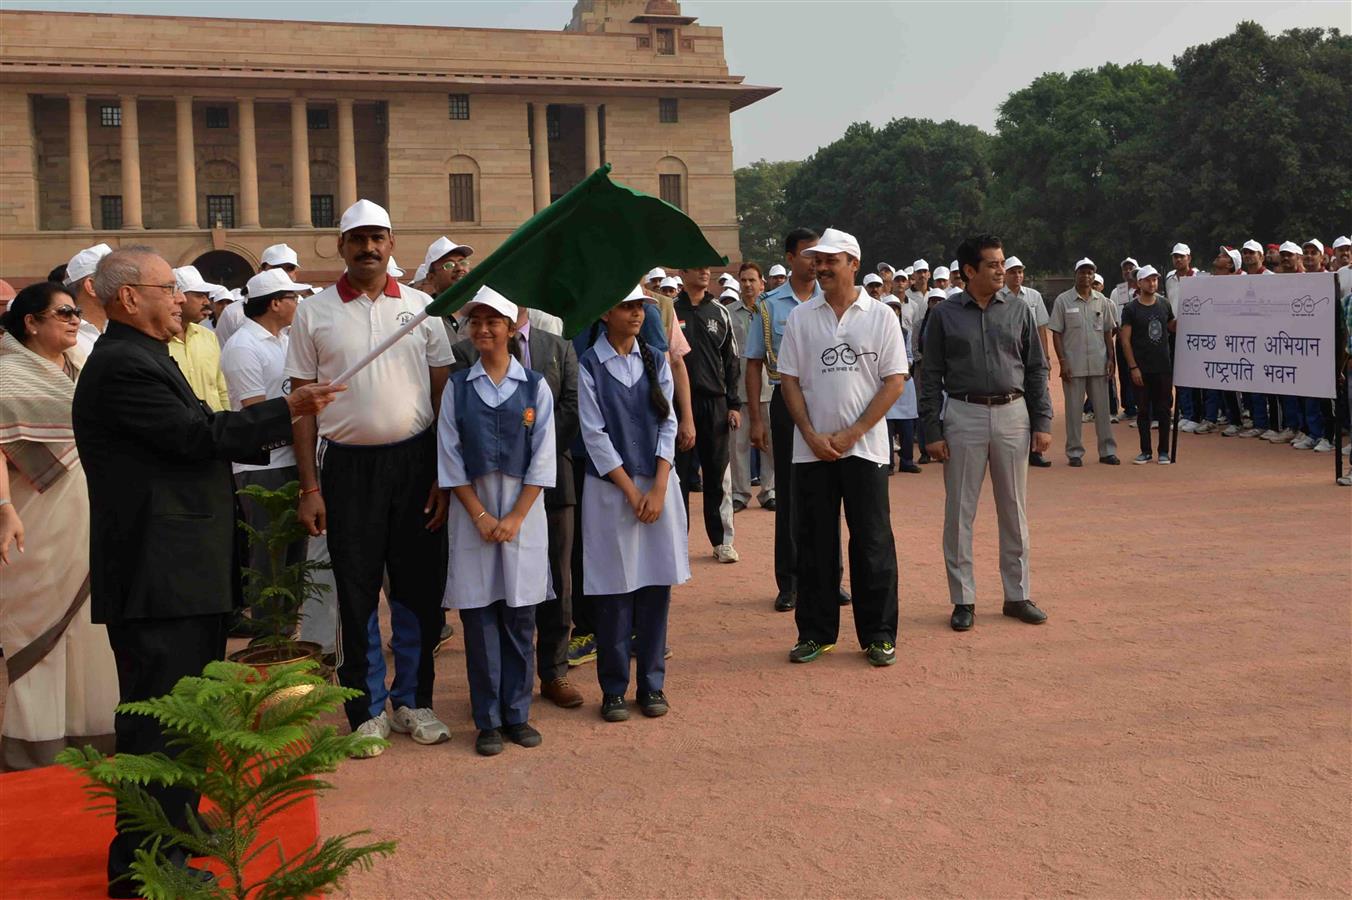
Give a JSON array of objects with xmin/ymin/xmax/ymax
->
[
  {"xmin": 208, "ymin": 284, "xmax": 233, "ymax": 303},
  {"xmin": 767, "ymin": 264, "xmax": 787, "ymax": 278},
  {"xmin": 802, "ymin": 227, "xmax": 861, "ymax": 261},
  {"xmin": 926, "ymin": 288, "xmax": 947, "ymax": 300},
  {"xmin": 1241, "ymin": 239, "xmax": 1263, "ymax": 253},
  {"xmin": 1221, "ymin": 247, "xmax": 1241, "ymax": 272},
  {"xmin": 246, "ymin": 268, "xmax": 312, "ymax": 298},
  {"xmin": 1135, "ymin": 264, "xmax": 1159, "ymax": 280},
  {"xmin": 876, "ymin": 262, "xmax": 895, "ymax": 274},
  {"xmin": 1333, "ymin": 236, "xmax": 1351, "ymax": 249},
  {"xmin": 932, "ymin": 266, "xmax": 950, "ymax": 280},
  {"xmin": 911, "ymin": 258, "xmax": 929, "ymax": 272},
  {"xmin": 422, "ymin": 236, "xmax": 474, "ymax": 271},
  {"xmin": 719, "ymin": 272, "xmax": 738, "ymax": 286},
  {"xmin": 173, "ymin": 265, "xmax": 214, "ymax": 295},
  {"xmin": 902, "ymin": 267, "xmax": 914, "ymax": 278},
  {"xmin": 1278, "ymin": 240, "xmax": 1302, "ymax": 255},
  {"xmin": 260, "ymin": 243, "xmax": 299, "ymax": 268},
  {"xmin": 1092, "ymin": 273, "xmax": 1105, "ymax": 286},
  {"xmin": 1004, "ymin": 256, "xmax": 1025, "ymax": 270},
  {"xmin": 338, "ymin": 199, "xmax": 392, "ymax": 233},
  {"xmin": 1120, "ymin": 257, "xmax": 1139, "ymax": 269},
  {"xmin": 720, "ymin": 287, "xmax": 741, "ymax": 302},
  {"xmin": 646, "ymin": 267, "xmax": 667, "ymax": 284},
  {"xmin": 1302, "ymin": 238, "xmax": 1324, "ymax": 253},
  {"xmin": 461, "ymin": 285, "xmax": 518, "ymax": 321},
  {"xmin": 862, "ymin": 272, "xmax": 883, "ymax": 286},
  {"xmin": 659, "ymin": 275, "xmax": 681, "ymax": 290},
  {"xmin": 64, "ymin": 243, "xmax": 113, "ymax": 285},
  {"xmin": 1171, "ymin": 243, "xmax": 1191, "ymax": 256},
  {"xmin": 949, "ymin": 260, "xmax": 960, "ymax": 273},
  {"xmin": 1075, "ymin": 257, "xmax": 1096, "ymax": 271}
]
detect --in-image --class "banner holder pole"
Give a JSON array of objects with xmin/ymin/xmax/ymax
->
[{"xmin": 1171, "ymin": 387, "xmax": 1181, "ymax": 462}]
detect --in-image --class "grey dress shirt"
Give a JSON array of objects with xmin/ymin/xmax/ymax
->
[{"xmin": 919, "ymin": 290, "xmax": 1053, "ymax": 438}]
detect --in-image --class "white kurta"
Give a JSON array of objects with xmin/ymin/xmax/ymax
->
[
  {"xmin": 578, "ymin": 339, "xmax": 691, "ymax": 597},
  {"xmin": 437, "ymin": 358, "xmax": 556, "ymax": 610}
]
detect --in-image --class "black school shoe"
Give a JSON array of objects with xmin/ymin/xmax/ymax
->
[
  {"xmin": 1029, "ymin": 453, "xmax": 1052, "ymax": 468},
  {"xmin": 638, "ymin": 691, "xmax": 669, "ymax": 717},
  {"xmin": 951, "ymin": 604, "xmax": 975, "ymax": 631},
  {"xmin": 1002, "ymin": 600, "xmax": 1047, "ymax": 624},
  {"xmin": 774, "ymin": 591, "xmax": 796, "ymax": 612},
  {"xmin": 1099, "ymin": 455, "xmax": 1121, "ymax": 465},
  {"xmin": 475, "ymin": 727, "xmax": 504, "ymax": 756},
  {"xmin": 503, "ymin": 722, "xmax": 542, "ymax": 748},
  {"xmin": 601, "ymin": 694, "xmax": 629, "ymax": 722},
  {"xmin": 1068, "ymin": 457, "xmax": 1084, "ymax": 468}
]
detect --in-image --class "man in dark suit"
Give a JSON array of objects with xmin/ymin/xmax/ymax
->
[
  {"xmin": 450, "ymin": 303, "xmax": 582, "ymax": 708},
  {"xmin": 72, "ymin": 246, "xmax": 341, "ymax": 897}
]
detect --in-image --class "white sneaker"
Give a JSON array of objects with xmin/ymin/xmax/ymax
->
[
  {"xmin": 1128, "ymin": 419, "xmax": 1139, "ymax": 428},
  {"xmin": 1258, "ymin": 429, "xmax": 1279, "ymax": 440},
  {"xmin": 1292, "ymin": 436, "xmax": 1315, "ymax": 450},
  {"xmin": 1082, "ymin": 412, "xmax": 1095, "ymax": 422},
  {"xmin": 1267, "ymin": 428, "xmax": 1295, "ymax": 443},
  {"xmin": 1312, "ymin": 438, "xmax": 1334, "ymax": 453},
  {"xmin": 1338, "ymin": 474, "xmax": 1352, "ymax": 486},
  {"xmin": 1238, "ymin": 427, "xmax": 1263, "ymax": 438},
  {"xmin": 391, "ymin": 706, "xmax": 451, "ymax": 745},
  {"xmin": 1194, "ymin": 421, "xmax": 1216, "ymax": 434},
  {"xmin": 352, "ymin": 711, "xmax": 390, "ymax": 758},
  {"xmin": 1110, "ymin": 413, "xmax": 1121, "ymax": 424},
  {"xmin": 1221, "ymin": 424, "xmax": 1240, "ymax": 436},
  {"xmin": 713, "ymin": 544, "xmax": 740, "ymax": 564},
  {"xmin": 1342, "ymin": 444, "xmax": 1350, "ymax": 456},
  {"xmin": 1216, "ymin": 414, "xmax": 1230, "ymax": 426},
  {"xmin": 1151, "ymin": 421, "xmax": 1160, "ymax": 430},
  {"xmin": 1179, "ymin": 419, "xmax": 1198, "ymax": 433},
  {"xmin": 1242, "ymin": 416, "xmax": 1254, "ymax": 429}
]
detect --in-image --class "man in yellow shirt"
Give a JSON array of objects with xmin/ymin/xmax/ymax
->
[{"xmin": 168, "ymin": 265, "xmax": 230, "ymax": 411}]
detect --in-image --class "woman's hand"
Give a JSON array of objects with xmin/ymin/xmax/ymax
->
[
  {"xmin": 474, "ymin": 511, "xmax": 500, "ymax": 542},
  {"xmin": 636, "ymin": 484, "xmax": 666, "ymax": 524},
  {"xmin": 490, "ymin": 511, "xmax": 525, "ymax": 543},
  {"xmin": 0, "ymin": 504, "xmax": 24, "ymax": 566}
]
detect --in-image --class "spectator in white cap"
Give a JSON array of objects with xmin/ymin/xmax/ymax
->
[
  {"xmin": 1240, "ymin": 240, "xmax": 1271, "ymax": 276},
  {"xmin": 1118, "ymin": 264, "xmax": 1175, "ymax": 463},
  {"xmin": 220, "ymin": 266, "xmax": 312, "ymax": 634},
  {"xmin": 64, "ymin": 243, "xmax": 113, "ymax": 361},
  {"xmin": 718, "ymin": 272, "xmax": 739, "ymax": 290},
  {"xmin": 1301, "ymin": 239, "xmax": 1326, "ymax": 274},
  {"xmin": 421, "ymin": 235, "xmax": 475, "ymax": 335},
  {"xmin": 285, "ymin": 197, "xmax": 455, "ymax": 754},
  {"xmin": 1165, "ymin": 242, "xmax": 1201, "ymax": 429},
  {"xmin": 777, "ymin": 227, "xmax": 906, "ymax": 668},
  {"xmin": 863, "ymin": 271, "xmax": 885, "ymax": 299},
  {"xmin": 260, "ymin": 242, "xmax": 300, "ymax": 274},
  {"xmin": 931, "ymin": 266, "xmax": 951, "ymax": 293},
  {"xmin": 999, "ymin": 256, "xmax": 1053, "ymax": 467},
  {"xmin": 908, "ymin": 259, "xmax": 931, "ymax": 305},
  {"xmin": 1277, "ymin": 241, "xmax": 1305, "ymax": 272},
  {"xmin": 766, "ymin": 263, "xmax": 788, "ymax": 291},
  {"xmin": 1332, "ymin": 235, "xmax": 1351, "ymax": 271},
  {"xmin": 948, "ymin": 260, "xmax": 963, "ymax": 291},
  {"xmin": 167, "ymin": 265, "xmax": 230, "ymax": 412},
  {"xmin": 876, "ymin": 261, "xmax": 896, "ymax": 296},
  {"xmin": 657, "ymin": 275, "xmax": 681, "ymax": 298},
  {"xmin": 645, "ymin": 267, "xmax": 667, "ymax": 289},
  {"xmin": 1049, "ymin": 257, "xmax": 1119, "ymax": 466},
  {"xmin": 1260, "ymin": 241, "xmax": 1310, "ymax": 445}
]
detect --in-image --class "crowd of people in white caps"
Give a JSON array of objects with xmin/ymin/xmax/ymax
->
[{"xmin": 1, "ymin": 196, "xmax": 1349, "ymax": 785}]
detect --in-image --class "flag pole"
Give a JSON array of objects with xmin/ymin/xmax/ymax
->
[{"xmin": 332, "ymin": 308, "xmax": 430, "ymax": 386}]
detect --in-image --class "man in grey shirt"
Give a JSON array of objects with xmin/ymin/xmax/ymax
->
[
  {"xmin": 1049, "ymin": 258, "xmax": 1120, "ymax": 466},
  {"xmin": 920, "ymin": 234, "xmax": 1053, "ymax": 633}
]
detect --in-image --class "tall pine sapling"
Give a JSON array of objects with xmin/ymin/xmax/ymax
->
[{"xmin": 236, "ymin": 480, "xmax": 330, "ymax": 652}]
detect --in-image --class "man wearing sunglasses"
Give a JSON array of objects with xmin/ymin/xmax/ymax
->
[{"xmin": 420, "ymin": 235, "xmax": 474, "ymax": 335}]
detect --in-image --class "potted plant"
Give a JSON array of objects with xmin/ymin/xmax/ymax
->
[
  {"xmin": 59, "ymin": 660, "xmax": 395, "ymax": 900},
  {"xmin": 229, "ymin": 481, "xmax": 330, "ymax": 673}
]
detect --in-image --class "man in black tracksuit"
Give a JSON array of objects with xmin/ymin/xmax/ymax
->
[{"xmin": 675, "ymin": 267, "xmax": 743, "ymax": 562}]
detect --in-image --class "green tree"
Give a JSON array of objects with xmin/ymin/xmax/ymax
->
[{"xmin": 734, "ymin": 158, "xmax": 801, "ymax": 266}]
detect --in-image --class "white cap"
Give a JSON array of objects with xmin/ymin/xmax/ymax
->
[
  {"xmin": 767, "ymin": 264, "xmax": 787, "ymax": 278},
  {"xmin": 1004, "ymin": 256, "xmax": 1024, "ymax": 270},
  {"xmin": 926, "ymin": 288, "xmax": 947, "ymax": 300},
  {"xmin": 876, "ymin": 262, "xmax": 895, "ymax": 274},
  {"xmin": 946, "ymin": 286, "xmax": 965, "ymax": 297},
  {"xmin": 338, "ymin": 199, "xmax": 392, "ymax": 234},
  {"xmin": 173, "ymin": 265, "xmax": 214, "ymax": 295},
  {"xmin": 1092, "ymin": 273, "xmax": 1105, "ymax": 286},
  {"xmin": 65, "ymin": 242, "xmax": 113, "ymax": 284},
  {"xmin": 260, "ymin": 243, "xmax": 299, "ymax": 268},
  {"xmin": 720, "ymin": 287, "xmax": 741, "ymax": 302},
  {"xmin": 413, "ymin": 262, "xmax": 429, "ymax": 284},
  {"xmin": 1241, "ymin": 239, "xmax": 1263, "ymax": 253},
  {"xmin": 621, "ymin": 283, "xmax": 648, "ymax": 303},
  {"xmin": 1302, "ymin": 238, "xmax": 1324, "ymax": 254},
  {"xmin": 245, "ymin": 268, "xmax": 312, "ymax": 298},
  {"xmin": 422, "ymin": 236, "xmax": 474, "ymax": 270},
  {"xmin": 1221, "ymin": 247, "xmax": 1242, "ymax": 272},
  {"xmin": 911, "ymin": 258, "xmax": 929, "ymax": 272},
  {"xmin": 208, "ymin": 284, "xmax": 232, "ymax": 303},
  {"xmin": 1074, "ymin": 257, "xmax": 1096, "ymax": 271},
  {"xmin": 1279, "ymin": 240, "xmax": 1302, "ymax": 255},
  {"xmin": 902, "ymin": 267, "xmax": 914, "ymax": 278},
  {"xmin": 1135, "ymin": 264, "xmax": 1159, "ymax": 280},
  {"xmin": 645, "ymin": 267, "xmax": 667, "ymax": 283},
  {"xmin": 1333, "ymin": 236, "xmax": 1351, "ymax": 249},
  {"xmin": 309, "ymin": 286, "xmax": 323, "ymax": 296},
  {"xmin": 802, "ymin": 227, "xmax": 861, "ymax": 261},
  {"xmin": 949, "ymin": 260, "xmax": 960, "ymax": 273},
  {"xmin": 1120, "ymin": 257, "xmax": 1139, "ymax": 269},
  {"xmin": 659, "ymin": 275, "xmax": 681, "ymax": 290},
  {"xmin": 1171, "ymin": 243, "xmax": 1191, "ymax": 257},
  {"xmin": 932, "ymin": 266, "xmax": 950, "ymax": 280},
  {"xmin": 719, "ymin": 272, "xmax": 739, "ymax": 286},
  {"xmin": 229, "ymin": 288, "xmax": 245, "ymax": 303},
  {"xmin": 461, "ymin": 285, "xmax": 518, "ymax": 322},
  {"xmin": 386, "ymin": 257, "xmax": 405, "ymax": 278},
  {"xmin": 862, "ymin": 272, "xmax": 884, "ymax": 286}
]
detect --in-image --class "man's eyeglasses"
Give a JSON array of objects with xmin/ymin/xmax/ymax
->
[
  {"xmin": 128, "ymin": 282, "xmax": 183, "ymax": 295},
  {"xmin": 440, "ymin": 260, "xmax": 469, "ymax": 271},
  {"xmin": 44, "ymin": 305, "xmax": 83, "ymax": 321}
]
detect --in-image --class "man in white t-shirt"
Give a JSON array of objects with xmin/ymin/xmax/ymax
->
[
  {"xmin": 777, "ymin": 227, "xmax": 907, "ymax": 668},
  {"xmin": 64, "ymin": 242, "xmax": 113, "ymax": 362},
  {"xmin": 217, "ymin": 243, "xmax": 302, "ymax": 348},
  {"xmin": 285, "ymin": 199, "xmax": 454, "ymax": 754}
]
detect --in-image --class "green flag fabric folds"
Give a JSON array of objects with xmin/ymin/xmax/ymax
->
[{"xmin": 426, "ymin": 164, "xmax": 728, "ymax": 336}]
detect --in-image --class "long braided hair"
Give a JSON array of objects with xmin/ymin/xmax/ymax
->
[{"xmin": 589, "ymin": 319, "xmax": 669, "ymax": 419}]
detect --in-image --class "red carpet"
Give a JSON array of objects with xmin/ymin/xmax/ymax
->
[{"xmin": 0, "ymin": 764, "xmax": 319, "ymax": 898}]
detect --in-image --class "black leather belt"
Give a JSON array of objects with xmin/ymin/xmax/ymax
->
[{"xmin": 950, "ymin": 391, "xmax": 1024, "ymax": 406}]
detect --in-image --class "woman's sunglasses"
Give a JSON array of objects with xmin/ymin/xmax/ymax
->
[{"xmin": 44, "ymin": 305, "xmax": 84, "ymax": 321}]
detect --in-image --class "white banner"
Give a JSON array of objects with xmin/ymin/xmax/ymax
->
[{"xmin": 1172, "ymin": 272, "xmax": 1337, "ymax": 399}]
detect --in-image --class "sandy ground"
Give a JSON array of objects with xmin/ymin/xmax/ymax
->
[{"xmin": 319, "ymin": 399, "xmax": 1351, "ymax": 898}]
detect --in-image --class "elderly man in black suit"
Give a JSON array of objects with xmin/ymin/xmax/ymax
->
[
  {"xmin": 71, "ymin": 246, "xmax": 341, "ymax": 897},
  {"xmin": 449, "ymin": 301, "xmax": 583, "ymax": 709}
]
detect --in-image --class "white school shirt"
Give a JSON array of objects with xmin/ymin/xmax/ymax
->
[
  {"xmin": 220, "ymin": 317, "xmax": 296, "ymax": 472},
  {"xmin": 214, "ymin": 299, "xmax": 247, "ymax": 348},
  {"xmin": 74, "ymin": 319, "xmax": 103, "ymax": 364},
  {"xmin": 438, "ymin": 357, "xmax": 556, "ymax": 610},
  {"xmin": 776, "ymin": 286, "xmax": 909, "ymax": 465},
  {"xmin": 284, "ymin": 275, "xmax": 453, "ymax": 446}
]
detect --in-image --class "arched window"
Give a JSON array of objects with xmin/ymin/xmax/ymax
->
[
  {"xmin": 447, "ymin": 154, "xmax": 481, "ymax": 223},
  {"xmin": 656, "ymin": 156, "xmax": 688, "ymax": 210}
]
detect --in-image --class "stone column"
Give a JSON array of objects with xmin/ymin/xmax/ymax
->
[
  {"xmin": 237, "ymin": 97, "xmax": 260, "ymax": 228},
  {"xmin": 290, "ymin": 97, "xmax": 312, "ymax": 227},
  {"xmin": 337, "ymin": 98, "xmax": 357, "ymax": 211},
  {"xmin": 68, "ymin": 93, "xmax": 91, "ymax": 230},
  {"xmin": 530, "ymin": 101, "xmax": 551, "ymax": 212},
  {"xmin": 120, "ymin": 95, "xmax": 144, "ymax": 229},
  {"xmin": 174, "ymin": 95, "xmax": 197, "ymax": 228},
  {"xmin": 584, "ymin": 102, "xmax": 601, "ymax": 173}
]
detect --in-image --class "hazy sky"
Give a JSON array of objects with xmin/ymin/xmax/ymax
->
[{"xmin": 7, "ymin": 0, "xmax": 1348, "ymax": 166}]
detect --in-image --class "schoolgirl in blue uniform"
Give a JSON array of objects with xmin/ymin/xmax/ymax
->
[
  {"xmin": 577, "ymin": 285, "xmax": 691, "ymax": 722},
  {"xmin": 437, "ymin": 286, "xmax": 556, "ymax": 756}
]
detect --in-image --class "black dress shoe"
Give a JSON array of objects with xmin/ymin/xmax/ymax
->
[
  {"xmin": 838, "ymin": 589, "xmax": 852, "ymax": 606},
  {"xmin": 899, "ymin": 462, "xmax": 922, "ymax": 473},
  {"xmin": 762, "ymin": 497, "xmax": 777, "ymax": 511},
  {"xmin": 1068, "ymin": 457, "xmax": 1084, "ymax": 467},
  {"xmin": 917, "ymin": 454, "xmax": 933, "ymax": 464},
  {"xmin": 732, "ymin": 500, "xmax": 748, "ymax": 513},
  {"xmin": 950, "ymin": 604, "xmax": 975, "ymax": 631},
  {"xmin": 1002, "ymin": 600, "xmax": 1047, "ymax": 624},
  {"xmin": 1099, "ymin": 455, "xmax": 1121, "ymax": 465},
  {"xmin": 1029, "ymin": 453, "xmax": 1052, "ymax": 468},
  {"xmin": 773, "ymin": 591, "xmax": 796, "ymax": 612}
]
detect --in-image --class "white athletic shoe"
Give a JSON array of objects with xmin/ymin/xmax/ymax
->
[
  {"xmin": 1128, "ymin": 419, "xmax": 1139, "ymax": 428},
  {"xmin": 1157, "ymin": 453, "xmax": 1172, "ymax": 465},
  {"xmin": 1221, "ymin": 424, "xmax": 1240, "ymax": 437},
  {"xmin": 1179, "ymin": 419, "xmax": 1198, "ymax": 433},
  {"xmin": 1312, "ymin": 438, "xmax": 1334, "ymax": 453},
  {"xmin": 1082, "ymin": 412, "xmax": 1095, "ymax": 422},
  {"xmin": 1238, "ymin": 428, "xmax": 1263, "ymax": 438},
  {"xmin": 1216, "ymin": 413, "xmax": 1230, "ymax": 426},
  {"xmin": 1110, "ymin": 413, "xmax": 1121, "ymax": 424},
  {"xmin": 1194, "ymin": 421, "xmax": 1216, "ymax": 434},
  {"xmin": 713, "ymin": 544, "xmax": 740, "ymax": 564},
  {"xmin": 1342, "ymin": 444, "xmax": 1351, "ymax": 456},
  {"xmin": 1267, "ymin": 428, "xmax": 1296, "ymax": 443},
  {"xmin": 390, "ymin": 706, "xmax": 451, "ymax": 745},
  {"xmin": 1151, "ymin": 421, "xmax": 1160, "ymax": 430},
  {"xmin": 1258, "ymin": 429, "xmax": 1279, "ymax": 441},
  {"xmin": 1292, "ymin": 435, "xmax": 1315, "ymax": 450},
  {"xmin": 352, "ymin": 711, "xmax": 390, "ymax": 758},
  {"xmin": 1338, "ymin": 474, "xmax": 1352, "ymax": 486}
]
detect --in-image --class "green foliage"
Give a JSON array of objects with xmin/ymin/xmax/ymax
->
[
  {"xmin": 58, "ymin": 660, "xmax": 394, "ymax": 900},
  {"xmin": 236, "ymin": 481, "xmax": 330, "ymax": 649},
  {"xmin": 734, "ymin": 158, "xmax": 801, "ymax": 267}
]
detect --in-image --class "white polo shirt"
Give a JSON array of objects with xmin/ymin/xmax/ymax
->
[
  {"xmin": 776, "ymin": 286, "xmax": 908, "ymax": 466},
  {"xmin": 284, "ymin": 274, "xmax": 453, "ymax": 446},
  {"xmin": 221, "ymin": 317, "xmax": 296, "ymax": 473},
  {"xmin": 215, "ymin": 298, "xmax": 247, "ymax": 347}
]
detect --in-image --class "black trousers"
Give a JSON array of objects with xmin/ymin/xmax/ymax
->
[
  {"xmin": 105, "ymin": 613, "xmax": 228, "ymax": 884},
  {"xmin": 793, "ymin": 457, "xmax": 898, "ymax": 648},
  {"xmin": 538, "ymin": 505, "xmax": 574, "ymax": 683},
  {"xmin": 769, "ymin": 386, "xmax": 797, "ymax": 594},
  {"xmin": 321, "ymin": 429, "xmax": 447, "ymax": 729},
  {"xmin": 594, "ymin": 585, "xmax": 671, "ymax": 697},
  {"xmin": 569, "ymin": 453, "xmax": 595, "ymax": 638},
  {"xmin": 1133, "ymin": 371, "xmax": 1173, "ymax": 455},
  {"xmin": 676, "ymin": 393, "xmax": 732, "ymax": 549}
]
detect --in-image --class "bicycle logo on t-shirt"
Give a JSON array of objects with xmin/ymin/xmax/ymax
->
[{"xmin": 820, "ymin": 342, "xmax": 877, "ymax": 370}]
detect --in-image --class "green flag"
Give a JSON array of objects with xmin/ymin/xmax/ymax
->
[{"xmin": 426, "ymin": 164, "xmax": 728, "ymax": 336}]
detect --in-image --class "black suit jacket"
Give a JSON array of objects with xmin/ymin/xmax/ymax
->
[
  {"xmin": 73, "ymin": 321, "xmax": 294, "ymax": 624},
  {"xmin": 449, "ymin": 328, "xmax": 579, "ymax": 509}
]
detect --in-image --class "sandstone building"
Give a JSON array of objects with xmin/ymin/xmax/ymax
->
[{"xmin": 0, "ymin": 0, "xmax": 774, "ymax": 285}]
